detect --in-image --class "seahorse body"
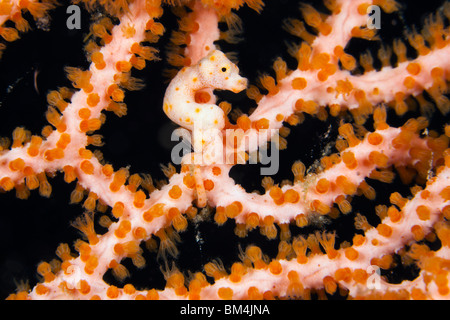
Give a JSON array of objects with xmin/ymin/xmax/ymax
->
[{"xmin": 163, "ymin": 50, "xmax": 248, "ymax": 164}]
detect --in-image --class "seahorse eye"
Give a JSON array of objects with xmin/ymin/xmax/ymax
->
[{"xmin": 221, "ymin": 67, "xmax": 227, "ymax": 72}]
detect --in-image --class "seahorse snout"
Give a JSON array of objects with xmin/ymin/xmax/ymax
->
[{"xmin": 232, "ymin": 77, "xmax": 248, "ymax": 93}]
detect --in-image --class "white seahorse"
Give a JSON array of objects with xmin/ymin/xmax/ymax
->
[{"xmin": 163, "ymin": 50, "xmax": 247, "ymax": 206}]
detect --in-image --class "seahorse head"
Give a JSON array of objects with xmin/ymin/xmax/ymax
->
[{"xmin": 198, "ymin": 50, "xmax": 248, "ymax": 93}]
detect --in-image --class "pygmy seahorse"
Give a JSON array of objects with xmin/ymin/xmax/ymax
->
[
  {"xmin": 163, "ymin": 50, "xmax": 247, "ymax": 207},
  {"xmin": 163, "ymin": 49, "xmax": 248, "ymax": 165}
]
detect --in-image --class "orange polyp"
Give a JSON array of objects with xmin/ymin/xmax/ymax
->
[
  {"xmin": 91, "ymin": 51, "xmax": 105, "ymax": 69},
  {"xmin": 387, "ymin": 206, "xmax": 402, "ymax": 223},
  {"xmin": 116, "ymin": 60, "xmax": 132, "ymax": 72},
  {"xmin": 411, "ymin": 225, "xmax": 425, "ymax": 241},
  {"xmin": 340, "ymin": 53, "xmax": 356, "ymax": 71},
  {"xmin": 101, "ymin": 164, "xmax": 114, "ymax": 177},
  {"xmin": 354, "ymin": 90, "xmax": 372, "ymax": 116},
  {"xmin": 113, "ymin": 243, "xmax": 125, "ymax": 255},
  {"xmin": 245, "ymin": 212, "xmax": 260, "ymax": 229},
  {"xmin": 225, "ymin": 201, "xmax": 242, "ymax": 218},
  {"xmin": 167, "ymin": 207, "xmax": 180, "ymax": 220},
  {"xmin": 311, "ymin": 53, "xmax": 330, "ymax": 70},
  {"xmin": 24, "ymin": 170, "xmax": 39, "ymax": 190},
  {"xmin": 212, "ymin": 206, "xmax": 226, "ymax": 225},
  {"xmin": 295, "ymin": 214, "xmax": 308, "ymax": 228},
  {"xmin": 440, "ymin": 187, "xmax": 450, "ymax": 201},
  {"xmin": 329, "ymin": 103, "xmax": 341, "ymax": 117},
  {"xmin": 315, "ymin": 178, "xmax": 330, "ymax": 194},
  {"xmin": 248, "ymin": 287, "xmax": 263, "ymax": 300},
  {"xmin": 87, "ymin": 93, "xmax": 100, "ymax": 107},
  {"xmin": 44, "ymin": 148, "xmax": 65, "ymax": 161},
  {"xmin": 110, "ymin": 168, "xmax": 129, "ymax": 192},
  {"xmin": 291, "ymin": 77, "xmax": 307, "ymax": 90},
  {"xmin": 168, "ymin": 185, "xmax": 182, "ymax": 199},
  {"xmin": 218, "ymin": 287, "xmax": 233, "ymax": 300},
  {"xmin": 311, "ymin": 199, "xmax": 330, "ymax": 215},
  {"xmin": 79, "ymin": 148, "xmax": 93, "ymax": 159},
  {"xmin": 259, "ymin": 75, "xmax": 279, "ymax": 95},
  {"xmin": 377, "ymin": 223, "xmax": 393, "ymax": 237},
  {"xmin": 269, "ymin": 186, "xmax": 283, "ymax": 201},
  {"xmin": 245, "ymin": 245, "xmax": 265, "ymax": 269},
  {"xmin": 80, "ymin": 118, "xmax": 102, "ymax": 132},
  {"xmin": 268, "ymin": 260, "xmax": 282, "ymax": 275},
  {"xmin": 84, "ymin": 192, "xmax": 98, "ymax": 212},
  {"xmin": 27, "ymin": 136, "xmax": 43, "ymax": 157},
  {"xmin": 353, "ymin": 234, "xmax": 365, "ymax": 246},
  {"xmin": 133, "ymin": 226, "xmax": 147, "ymax": 239},
  {"xmin": 284, "ymin": 189, "xmax": 299, "ymax": 203},
  {"xmin": 107, "ymin": 285, "xmax": 120, "ymax": 299},
  {"xmin": 171, "ymin": 211, "xmax": 187, "ymax": 232},
  {"xmin": 56, "ymin": 133, "xmax": 71, "ymax": 149},
  {"xmin": 323, "ymin": 276, "xmax": 337, "ymax": 295},
  {"xmin": 37, "ymin": 262, "xmax": 55, "ymax": 283},
  {"xmin": 80, "ymin": 160, "xmax": 94, "ymax": 175},
  {"xmin": 133, "ymin": 190, "xmax": 146, "ymax": 208},
  {"xmin": 262, "ymin": 215, "xmax": 277, "ymax": 239},
  {"xmin": 300, "ymin": 100, "xmax": 319, "ymax": 115},
  {"xmin": 390, "ymin": 192, "xmax": 408, "ymax": 208},
  {"xmin": 112, "ymin": 201, "xmax": 124, "ymax": 218},
  {"xmin": 317, "ymin": 69, "xmax": 329, "ymax": 82},
  {"xmin": 111, "ymin": 88, "xmax": 125, "ymax": 102},
  {"xmin": 352, "ymin": 269, "xmax": 369, "ymax": 285},
  {"xmin": 84, "ymin": 255, "xmax": 99, "ymax": 274},
  {"xmin": 9, "ymin": 158, "xmax": 25, "ymax": 171},
  {"xmin": 334, "ymin": 267, "xmax": 352, "ymax": 282},
  {"xmin": 123, "ymin": 284, "xmax": 136, "ymax": 296},
  {"xmin": 403, "ymin": 76, "xmax": 416, "ymax": 89},
  {"xmin": 143, "ymin": 203, "xmax": 165, "ymax": 222},
  {"xmin": 255, "ymin": 118, "xmax": 269, "ymax": 131},
  {"xmin": 72, "ymin": 212, "xmax": 99, "ymax": 245},
  {"xmin": 368, "ymin": 151, "xmax": 389, "ymax": 168},
  {"xmin": 35, "ymin": 284, "xmax": 49, "ymax": 295},
  {"xmin": 46, "ymin": 106, "xmax": 64, "ymax": 129},
  {"xmin": 47, "ymin": 89, "xmax": 70, "ymax": 111},
  {"xmin": 345, "ymin": 247, "xmax": 359, "ymax": 261},
  {"xmin": 76, "ymin": 241, "xmax": 91, "ymax": 261},
  {"xmin": 236, "ymin": 114, "xmax": 251, "ymax": 131},
  {"xmin": 373, "ymin": 107, "xmax": 389, "ymax": 130},
  {"xmin": 393, "ymin": 92, "xmax": 408, "ymax": 115},
  {"xmin": 430, "ymin": 67, "xmax": 445, "ymax": 89},
  {"xmin": 335, "ymin": 195, "xmax": 352, "ymax": 214},
  {"xmin": 416, "ymin": 205, "xmax": 431, "ymax": 220},
  {"xmin": 342, "ymin": 151, "xmax": 357, "ymax": 169},
  {"xmin": 276, "ymin": 114, "xmax": 285, "ymax": 122},
  {"xmin": 359, "ymin": 181, "xmax": 376, "ymax": 200},
  {"xmin": 166, "ymin": 272, "xmax": 186, "ymax": 295},
  {"xmin": 338, "ymin": 123, "xmax": 360, "ymax": 147},
  {"xmin": 335, "ymin": 176, "xmax": 357, "ymax": 195},
  {"xmin": 367, "ymin": 132, "xmax": 383, "ymax": 145},
  {"xmin": 78, "ymin": 108, "xmax": 91, "ymax": 119},
  {"xmin": 114, "ymin": 220, "xmax": 132, "ymax": 238},
  {"xmin": 127, "ymin": 174, "xmax": 142, "ymax": 192},
  {"xmin": 287, "ymin": 270, "xmax": 304, "ymax": 298},
  {"xmin": 230, "ymin": 262, "xmax": 246, "ymax": 283}
]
